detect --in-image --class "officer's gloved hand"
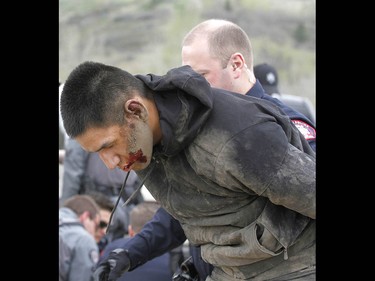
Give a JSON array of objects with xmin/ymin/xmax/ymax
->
[{"xmin": 93, "ymin": 248, "xmax": 131, "ymax": 281}]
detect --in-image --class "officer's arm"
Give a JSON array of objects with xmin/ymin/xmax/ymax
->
[
  {"xmin": 129, "ymin": 207, "xmax": 186, "ymax": 270},
  {"xmin": 99, "ymin": 207, "xmax": 186, "ymax": 270}
]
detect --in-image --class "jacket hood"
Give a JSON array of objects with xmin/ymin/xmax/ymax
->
[
  {"xmin": 136, "ymin": 65, "xmax": 214, "ymax": 156},
  {"xmin": 59, "ymin": 207, "xmax": 80, "ymax": 226}
]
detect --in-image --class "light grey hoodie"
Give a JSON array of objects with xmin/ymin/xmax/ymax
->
[{"xmin": 59, "ymin": 207, "xmax": 99, "ymax": 281}]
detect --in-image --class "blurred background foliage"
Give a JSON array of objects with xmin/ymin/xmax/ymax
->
[{"xmin": 59, "ymin": 0, "xmax": 315, "ymax": 106}]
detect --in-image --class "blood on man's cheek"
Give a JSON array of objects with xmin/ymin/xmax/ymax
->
[{"xmin": 124, "ymin": 149, "xmax": 147, "ymax": 170}]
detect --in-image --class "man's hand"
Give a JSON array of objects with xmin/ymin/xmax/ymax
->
[{"xmin": 93, "ymin": 248, "xmax": 131, "ymax": 281}]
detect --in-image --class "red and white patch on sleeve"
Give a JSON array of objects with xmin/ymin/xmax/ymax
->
[{"xmin": 292, "ymin": 120, "xmax": 316, "ymax": 140}]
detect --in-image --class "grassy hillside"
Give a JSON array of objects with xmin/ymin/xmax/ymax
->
[{"xmin": 59, "ymin": 0, "xmax": 315, "ymax": 106}]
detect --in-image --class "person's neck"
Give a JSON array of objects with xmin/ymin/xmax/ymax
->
[
  {"xmin": 237, "ymin": 79, "xmax": 254, "ymax": 95},
  {"xmin": 145, "ymin": 98, "xmax": 163, "ymax": 145}
]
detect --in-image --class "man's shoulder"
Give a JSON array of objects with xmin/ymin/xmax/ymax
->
[{"xmin": 272, "ymin": 93, "xmax": 315, "ymax": 124}]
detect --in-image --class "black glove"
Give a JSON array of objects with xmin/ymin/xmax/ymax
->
[{"xmin": 93, "ymin": 248, "xmax": 131, "ymax": 281}]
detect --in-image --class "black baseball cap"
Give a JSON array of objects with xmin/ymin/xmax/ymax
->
[{"xmin": 254, "ymin": 63, "xmax": 279, "ymax": 94}]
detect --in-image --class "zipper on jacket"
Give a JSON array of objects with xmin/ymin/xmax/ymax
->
[{"xmin": 283, "ymin": 247, "xmax": 288, "ymax": 260}]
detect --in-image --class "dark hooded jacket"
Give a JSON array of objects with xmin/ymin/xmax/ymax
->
[{"xmin": 134, "ymin": 65, "xmax": 315, "ymax": 279}]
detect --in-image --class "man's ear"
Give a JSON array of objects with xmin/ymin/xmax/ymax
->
[
  {"xmin": 79, "ymin": 211, "xmax": 90, "ymax": 223},
  {"xmin": 230, "ymin": 53, "xmax": 245, "ymax": 71},
  {"xmin": 125, "ymin": 99, "xmax": 148, "ymax": 121},
  {"xmin": 128, "ymin": 224, "xmax": 135, "ymax": 237}
]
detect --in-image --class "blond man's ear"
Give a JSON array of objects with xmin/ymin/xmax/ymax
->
[{"xmin": 128, "ymin": 224, "xmax": 136, "ymax": 237}]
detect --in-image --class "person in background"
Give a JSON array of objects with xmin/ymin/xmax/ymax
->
[
  {"xmin": 59, "ymin": 194, "xmax": 101, "ymax": 281},
  {"xmin": 87, "ymin": 191, "xmax": 116, "ymax": 256},
  {"xmin": 254, "ymin": 62, "xmax": 316, "ymax": 124},
  {"xmin": 89, "ymin": 19, "xmax": 316, "ymax": 281},
  {"xmin": 98, "ymin": 201, "xmax": 173, "ymax": 281},
  {"xmin": 181, "ymin": 19, "xmax": 316, "ymax": 151},
  {"xmin": 60, "ymin": 58, "xmax": 316, "ymax": 281}
]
